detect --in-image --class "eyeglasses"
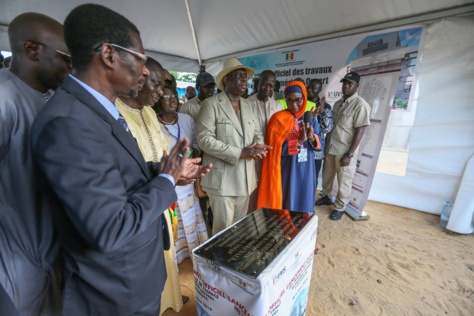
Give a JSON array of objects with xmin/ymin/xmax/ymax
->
[
  {"xmin": 161, "ymin": 94, "xmax": 177, "ymax": 101},
  {"xmin": 28, "ymin": 40, "xmax": 72, "ymax": 67},
  {"xmin": 109, "ymin": 43, "xmax": 148, "ymax": 65},
  {"xmin": 286, "ymin": 98, "xmax": 303, "ymax": 105},
  {"xmin": 228, "ymin": 73, "xmax": 248, "ymax": 81}
]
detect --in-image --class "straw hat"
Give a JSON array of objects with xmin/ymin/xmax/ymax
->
[{"xmin": 216, "ymin": 58, "xmax": 254, "ymax": 90}]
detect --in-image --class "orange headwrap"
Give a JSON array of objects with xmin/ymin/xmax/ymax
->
[{"xmin": 257, "ymin": 81, "xmax": 307, "ymax": 210}]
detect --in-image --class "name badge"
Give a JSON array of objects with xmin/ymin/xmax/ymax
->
[{"xmin": 298, "ymin": 147, "xmax": 308, "ymax": 163}]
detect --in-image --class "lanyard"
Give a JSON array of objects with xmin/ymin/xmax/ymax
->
[{"xmin": 164, "ymin": 122, "xmax": 181, "ymax": 142}]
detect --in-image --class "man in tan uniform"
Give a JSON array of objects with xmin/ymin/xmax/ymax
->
[
  {"xmin": 315, "ymin": 72, "xmax": 371, "ymax": 221},
  {"xmin": 179, "ymin": 72, "xmax": 215, "ymax": 121}
]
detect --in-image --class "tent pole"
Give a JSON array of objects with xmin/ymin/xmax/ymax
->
[{"xmin": 185, "ymin": 0, "xmax": 201, "ymax": 67}]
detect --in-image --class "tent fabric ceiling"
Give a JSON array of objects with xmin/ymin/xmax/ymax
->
[{"xmin": 1, "ymin": 0, "xmax": 473, "ymax": 73}]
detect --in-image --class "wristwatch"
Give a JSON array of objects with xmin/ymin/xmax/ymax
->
[{"xmin": 345, "ymin": 152, "xmax": 354, "ymax": 158}]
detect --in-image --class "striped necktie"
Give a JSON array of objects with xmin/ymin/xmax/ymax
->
[{"xmin": 117, "ymin": 113, "xmax": 130, "ymax": 133}]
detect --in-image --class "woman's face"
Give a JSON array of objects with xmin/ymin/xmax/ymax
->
[
  {"xmin": 286, "ymin": 92, "xmax": 304, "ymax": 114},
  {"xmin": 159, "ymin": 87, "xmax": 178, "ymax": 114}
]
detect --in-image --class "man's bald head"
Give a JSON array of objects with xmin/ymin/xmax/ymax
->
[
  {"xmin": 8, "ymin": 13, "xmax": 70, "ymax": 92},
  {"xmin": 8, "ymin": 13, "xmax": 66, "ymax": 55}
]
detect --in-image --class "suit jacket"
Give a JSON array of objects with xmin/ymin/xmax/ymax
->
[
  {"xmin": 196, "ymin": 92, "xmax": 264, "ymax": 196},
  {"xmin": 31, "ymin": 76, "xmax": 176, "ymax": 315}
]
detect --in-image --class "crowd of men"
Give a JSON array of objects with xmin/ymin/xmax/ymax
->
[{"xmin": 0, "ymin": 3, "xmax": 370, "ymax": 315}]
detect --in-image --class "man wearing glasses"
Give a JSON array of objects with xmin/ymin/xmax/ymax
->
[
  {"xmin": 0, "ymin": 12, "xmax": 71, "ymax": 315},
  {"xmin": 30, "ymin": 4, "xmax": 211, "ymax": 315},
  {"xmin": 196, "ymin": 58, "xmax": 271, "ymax": 236}
]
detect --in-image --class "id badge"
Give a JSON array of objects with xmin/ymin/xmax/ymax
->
[
  {"xmin": 288, "ymin": 139, "xmax": 299, "ymax": 156},
  {"xmin": 298, "ymin": 147, "xmax": 308, "ymax": 163}
]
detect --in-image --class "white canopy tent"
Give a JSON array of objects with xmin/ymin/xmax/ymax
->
[
  {"xmin": 1, "ymin": 0, "xmax": 473, "ymax": 72},
  {"xmin": 1, "ymin": 1, "xmax": 473, "ymax": 233}
]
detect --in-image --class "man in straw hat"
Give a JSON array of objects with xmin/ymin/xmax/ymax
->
[{"xmin": 196, "ymin": 58, "xmax": 272, "ymax": 235}]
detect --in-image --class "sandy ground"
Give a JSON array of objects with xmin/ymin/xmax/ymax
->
[{"xmin": 164, "ymin": 201, "xmax": 474, "ymax": 316}]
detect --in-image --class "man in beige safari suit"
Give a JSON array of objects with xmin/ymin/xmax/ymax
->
[{"xmin": 196, "ymin": 58, "xmax": 271, "ymax": 235}]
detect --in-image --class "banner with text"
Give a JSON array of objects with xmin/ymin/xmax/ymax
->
[{"xmin": 239, "ymin": 27, "xmax": 421, "ymax": 105}]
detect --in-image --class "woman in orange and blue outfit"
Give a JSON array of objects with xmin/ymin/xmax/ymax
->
[{"xmin": 257, "ymin": 81, "xmax": 324, "ymax": 213}]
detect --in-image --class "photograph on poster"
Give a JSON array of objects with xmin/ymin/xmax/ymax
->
[
  {"xmin": 358, "ymin": 122, "xmax": 384, "ymax": 155},
  {"xmin": 360, "ymin": 78, "xmax": 388, "ymax": 120}
]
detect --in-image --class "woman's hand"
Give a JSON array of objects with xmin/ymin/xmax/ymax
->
[
  {"xmin": 311, "ymin": 97, "xmax": 326, "ymax": 116},
  {"xmin": 298, "ymin": 120, "xmax": 307, "ymax": 144},
  {"xmin": 307, "ymin": 125, "xmax": 315, "ymax": 142}
]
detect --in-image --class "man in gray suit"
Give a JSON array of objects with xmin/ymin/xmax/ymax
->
[
  {"xmin": 0, "ymin": 13, "xmax": 71, "ymax": 315},
  {"xmin": 196, "ymin": 58, "xmax": 271, "ymax": 236},
  {"xmin": 31, "ymin": 4, "xmax": 210, "ymax": 315}
]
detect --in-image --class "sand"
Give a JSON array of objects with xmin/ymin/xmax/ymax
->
[{"xmin": 164, "ymin": 201, "xmax": 474, "ymax": 316}]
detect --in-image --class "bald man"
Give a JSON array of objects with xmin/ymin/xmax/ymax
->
[{"xmin": 0, "ymin": 13, "xmax": 71, "ymax": 315}]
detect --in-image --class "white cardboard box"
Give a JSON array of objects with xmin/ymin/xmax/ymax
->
[{"xmin": 193, "ymin": 208, "xmax": 318, "ymax": 316}]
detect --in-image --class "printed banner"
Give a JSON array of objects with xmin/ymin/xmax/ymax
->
[{"xmin": 239, "ymin": 27, "xmax": 421, "ymax": 104}]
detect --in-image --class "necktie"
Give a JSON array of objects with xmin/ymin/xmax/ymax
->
[{"xmin": 117, "ymin": 113, "xmax": 130, "ymax": 133}]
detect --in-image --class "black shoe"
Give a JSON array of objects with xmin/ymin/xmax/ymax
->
[
  {"xmin": 182, "ymin": 295, "xmax": 190, "ymax": 304},
  {"xmin": 315, "ymin": 196, "xmax": 333, "ymax": 206},
  {"xmin": 330, "ymin": 210, "xmax": 345, "ymax": 221}
]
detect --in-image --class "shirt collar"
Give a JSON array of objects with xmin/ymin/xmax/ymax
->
[
  {"xmin": 69, "ymin": 74, "xmax": 120, "ymax": 120},
  {"xmin": 344, "ymin": 92, "xmax": 359, "ymax": 103}
]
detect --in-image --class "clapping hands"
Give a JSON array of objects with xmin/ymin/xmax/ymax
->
[{"xmin": 160, "ymin": 138, "xmax": 212, "ymax": 185}]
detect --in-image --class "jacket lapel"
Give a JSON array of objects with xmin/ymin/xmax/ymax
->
[
  {"xmin": 217, "ymin": 92, "xmax": 243, "ymax": 137},
  {"xmin": 240, "ymin": 98, "xmax": 253, "ymax": 145},
  {"xmin": 62, "ymin": 77, "xmax": 152, "ymax": 179}
]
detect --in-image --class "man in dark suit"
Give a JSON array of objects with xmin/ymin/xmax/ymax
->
[{"xmin": 31, "ymin": 4, "xmax": 210, "ymax": 315}]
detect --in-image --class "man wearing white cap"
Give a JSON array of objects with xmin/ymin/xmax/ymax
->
[{"xmin": 196, "ymin": 58, "xmax": 272, "ymax": 235}]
